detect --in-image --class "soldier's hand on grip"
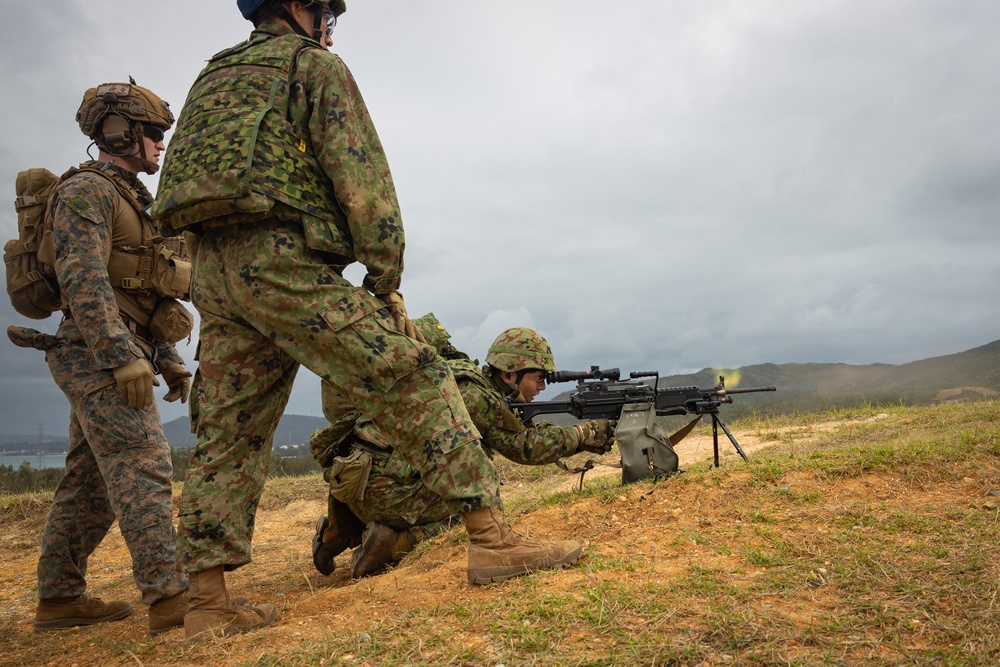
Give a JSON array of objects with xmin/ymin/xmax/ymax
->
[
  {"xmin": 113, "ymin": 358, "xmax": 158, "ymax": 409},
  {"xmin": 160, "ymin": 363, "xmax": 193, "ymax": 403},
  {"xmin": 378, "ymin": 291, "xmax": 426, "ymax": 344},
  {"xmin": 577, "ymin": 418, "xmax": 617, "ymax": 454}
]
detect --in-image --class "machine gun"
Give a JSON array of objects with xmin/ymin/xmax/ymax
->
[{"xmin": 509, "ymin": 366, "xmax": 776, "ymax": 475}]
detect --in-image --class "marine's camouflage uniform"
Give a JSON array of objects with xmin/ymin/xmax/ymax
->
[
  {"xmin": 153, "ymin": 22, "xmax": 497, "ymax": 572},
  {"xmin": 36, "ymin": 164, "xmax": 187, "ymax": 605},
  {"xmin": 314, "ymin": 358, "xmax": 582, "ymax": 537}
]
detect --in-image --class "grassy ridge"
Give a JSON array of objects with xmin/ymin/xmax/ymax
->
[
  {"xmin": 0, "ymin": 400, "xmax": 997, "ymax": 666},
  {"xmin": 247, "ymin": 400, "xmax": 1000, "ymax": 667}
]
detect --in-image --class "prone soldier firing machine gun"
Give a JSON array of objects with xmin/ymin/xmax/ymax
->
[{"xmin": 509, "ymin": 366, "xmax": 777, "ymax": 484}]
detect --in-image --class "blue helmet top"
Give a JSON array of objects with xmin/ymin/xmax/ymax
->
[{"xmin": 237, "ymin": 0, "xmax": 268, "ymax": 19}]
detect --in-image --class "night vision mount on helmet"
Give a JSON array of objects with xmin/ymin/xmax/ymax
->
[{"xmin": 76, "ymin": 78, "xmax": 174, "ymax": 174}]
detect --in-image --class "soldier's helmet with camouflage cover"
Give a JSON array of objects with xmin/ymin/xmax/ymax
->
[
  {"xmin": 485, "ymin": 327, "xmax": 556, "ymax": 373},
  {"xmin": 76, "ymin": 79, "xmax": 173, "ymax": 173}
]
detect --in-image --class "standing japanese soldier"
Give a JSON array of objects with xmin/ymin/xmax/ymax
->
[{"xmin": 152, "ymin": 0, "xmax": 582, "ymax": 641}]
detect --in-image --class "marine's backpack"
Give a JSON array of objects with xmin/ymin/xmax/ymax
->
[{"xmin": 4, "ymin": 168, "xmax": 62, "ymax": 319}]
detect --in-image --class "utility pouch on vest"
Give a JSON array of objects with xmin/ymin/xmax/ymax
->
[
  {"xmin": 325, "ymin": 449, "xmax": 373, "ymax": 505},
  {"xmin": 616, "ymin": 402, "xmax": 679, "ymax": 484},
  {"xmin": 148, "ymin": 297, "xmax": 194, "ymax": 343},
  {"xmin": 150, "ymin": 244, "xmax": 192, "ymax": 300},
  {"xmin": 309, "ymin": 410, "xmax": 363, "ymax": 467},
  {"xmin": 302, "ymin": 212, "xmax": 354, "ymax": 258}
]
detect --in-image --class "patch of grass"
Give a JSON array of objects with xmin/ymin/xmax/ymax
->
[{"xmin": 6, "ymin": 399, "xmax": 1000, "ymax": 667}]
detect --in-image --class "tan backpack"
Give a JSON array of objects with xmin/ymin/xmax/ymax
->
[{"xmin": 4, "ymin": 168, "xmax": 62, "ymax": 319}]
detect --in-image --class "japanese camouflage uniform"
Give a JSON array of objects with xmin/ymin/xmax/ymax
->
[
  {"xmin": 151, "ymin": 21, "xmax": 497, "ymax": 573},
  {"xmin": 25, "ymin": 163, "xmax": 188, "ymax": 605},
  {"xmin": 312, "ymin": 358, "xmax": 582, "ymax": 539}
]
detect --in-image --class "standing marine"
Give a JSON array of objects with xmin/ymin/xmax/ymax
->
[
  {"xmin": 311, "ymin": 324, "xmax": 616, "ymax": 580},
  {"xmin": 151, "ymin": 0, "xmax": 582, "ymax": 641},
  {"xmin": 8, "ymin": 80, "xmax": 193, "ymax": 635}
]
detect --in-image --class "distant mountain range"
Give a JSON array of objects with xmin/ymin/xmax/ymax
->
[
  {"xmin": 649, "ymin": 338, "xmax": 1000, "ymax": 418},
  {"xmin": 3, "ymin": 339, "xmax": 998, "ymax": 453}
]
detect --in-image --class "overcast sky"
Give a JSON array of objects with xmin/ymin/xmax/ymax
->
[{"xmin": 1, "ymin": 1, "xmax": 998, "ymax": 437}]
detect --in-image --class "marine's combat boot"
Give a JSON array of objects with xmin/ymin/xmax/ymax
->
[
  {"xmin": 33, "ymin": 594, "xmax": 133, "ymax": 631},
  {"xmin": 148, "ymin": 590, "xmax": 189, "ymax": 637},
  {"xmin": 183, "ymin": 565, "xmax": 277, "ymax": 642},
  {"xmin": 350, "ymin": 522, "xmax": 424, "ymax": 578},
  {"xmin": 312, "ymin": 500, "xmax": 365, "ymax": 575},
  {"xmin": 463, "ymin": 506, "xmax": 582, "ymax": 585}
]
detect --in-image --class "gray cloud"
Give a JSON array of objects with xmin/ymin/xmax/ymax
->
[{"xmin": 1, "ymin": 0, "xmax": 997, "ymax": 436}]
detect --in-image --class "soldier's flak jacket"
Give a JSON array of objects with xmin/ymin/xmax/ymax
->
[
  {"xmin": 46, "ymin": 162, "xmax": 193, "ymax": 348},
  {"xmin": 151, "ymin": 31, "xmax": 347, "ymax": 250},
  {"xmin": 151, "ymin": 20, "xmax": 404, "ymax": 296}
]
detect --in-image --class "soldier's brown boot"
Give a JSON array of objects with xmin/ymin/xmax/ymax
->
[
  {"xmin": 350, "ymin": 522, "xmax": 424, "ymax": 578},
  {"xmin": 148, "ymin": 590, "xmax": 189, "ymax": 637},
  {"xmin": 312, "ymin": 500, "xmax": 365, "ymax": 576},
  {"xmin": 33, "ymin": 594, "xmax": 133, "ymax": 631},
  {"xmin": 183, "ymin": 566, "xmax": 277, "ymax": 642},
  {"xmin": 463, "ymin": 506, "xmax": 582, "ymax": 585}
]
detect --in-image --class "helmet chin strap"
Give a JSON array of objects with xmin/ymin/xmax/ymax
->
[{"xmin": 276, "ymin": 3, "xmax": 324, "ymax": 42}]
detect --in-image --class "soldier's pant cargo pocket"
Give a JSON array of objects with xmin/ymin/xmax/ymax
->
[
  {"xmin": 325, "ymin": 449, "xmax": 373, "ymax": 505},
  {"xmin": 323, "ymin": 289, "xmax": 429, "ymax": 392}
]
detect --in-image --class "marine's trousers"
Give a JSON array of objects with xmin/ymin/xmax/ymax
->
[
  {"xmin": 177, "ymin": 221, "xmax": 498, "ymax": 572},
  {"xmin": 38, "ymin": 321, "xmax": 187, "ymax": 605}
]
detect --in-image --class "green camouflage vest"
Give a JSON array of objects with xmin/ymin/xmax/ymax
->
[{"xmin": 151, "ymin": 32, "xmax": 349, "ymax": 253}]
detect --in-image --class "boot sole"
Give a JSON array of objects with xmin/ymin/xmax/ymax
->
[
  {"xmin": 312, "ymin": 516, "xmax": 336, "ymax": 576},
  {"xmin": 185, "ymin": 605, "xmax": 278, "ymax": 643},
  {"xmin": 33, "ymin": 605, "xmax": 134, "ymax": 631},
  {"xmin": 149, "ymin": 622, "xmax": 183, "ymax": 637},
  {"xmin": 467, "ymin": 545, "xmax": 583, "ymax": 585}
]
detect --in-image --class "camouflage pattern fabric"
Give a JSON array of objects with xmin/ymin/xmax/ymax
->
[
  {"xmin": 163, "ymin": 22, "xmax": 499, "ymax": 573},
  {"xmin": 152, "ymin": 22, "xmax": 403, "ymax": 296},
  {"xmin": 35, "ymin": 165, "xmax": 187, "ymax": 605},
  {"xmin": 175, "ymin": 221, "xmax": 494, "ymax": 572},
  {"xmin": 317, "ymin": 358, "xmax": 582, "ymax": 532}
]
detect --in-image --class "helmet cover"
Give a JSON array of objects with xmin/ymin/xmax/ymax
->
[{"xmin": 485, "ymin": 327, "xmax": 556, "ymax": 373}]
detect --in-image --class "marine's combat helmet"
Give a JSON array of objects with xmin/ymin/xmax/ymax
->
[
  {"xmin": 485, "ymin": 327, "xmax": 557, "ymax": 373},
  {"xmin": 76, "ymin": 78, "xmax": 174, "ymax": 174}
]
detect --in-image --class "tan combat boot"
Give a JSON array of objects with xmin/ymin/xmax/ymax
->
[
  {"xmin": 33, "ymin": 594, "xmax": 133, "ymax": 631},
  {"xmin": 148, "ymin": 590, "xmax": 189, "ymax": 637},
  {"xmin": 350, "ymin": 522, "xmax": 424, "ymax": 578},
  {"xmin": 183, "ymin": 565, "xmax": 277, "ymax": 642},
  {"xmin": 463, "ymin": 506, "xmax": 582, "ymax": 585},
  {"xmin": 312, "ymin": 500, "xmax": 365, "ymax": 576}
]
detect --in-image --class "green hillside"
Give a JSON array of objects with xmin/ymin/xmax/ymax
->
[{"xmin": 551, "ymin": 339, "xmax": 1000, "ymax": 421}]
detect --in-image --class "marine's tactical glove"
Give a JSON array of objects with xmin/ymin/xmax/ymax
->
[
  {"xmin": 113, "ymin": 358, "xmax": 159, "ymax": 410},
  {"xmin": 160, "ymin": 363, "xmax": 193, "ymax": 404},
  {"xmin": 378, "ymin": 291, "xmax": 426, "ymax": 343},
  {"xmin": 577, "ymin": 419, "xmax": 617, "ymax": 454}
]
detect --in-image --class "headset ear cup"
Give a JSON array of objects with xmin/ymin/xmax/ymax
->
[{"xmin": 99, "ymin": 114, "xmax": 135, "ymax": 153}]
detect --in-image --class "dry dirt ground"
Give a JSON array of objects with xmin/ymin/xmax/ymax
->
[{"xmin": 0, "ymin": 415, "xmax": 909, "ymax": 666}]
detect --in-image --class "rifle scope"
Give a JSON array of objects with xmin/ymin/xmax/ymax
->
[{"xmin": 547, "ymin": 366, "xmax": 621, "ymax": 383}]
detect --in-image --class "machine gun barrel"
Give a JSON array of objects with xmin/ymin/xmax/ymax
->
[{"xmin": 697, "ymin": 384, "xmax": 777, "ymax": 397}]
